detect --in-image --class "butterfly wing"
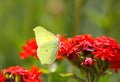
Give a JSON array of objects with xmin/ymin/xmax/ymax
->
[
  {"xmin": 33, "ymin": 26, "xmax": 59, "ymax": 64},
  {"xmin": 37, "ymin": 40, "xmax": 59, "ymax": 64},
  {"xmin": 33, "ymin": 26, "xmax": 57, "ymax": 46}
]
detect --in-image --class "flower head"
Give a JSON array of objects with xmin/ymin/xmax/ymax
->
[
  {"xmin": 57, "ymin": 34, "xmax": 94, "ymax": 60},
  {"xmin": 20, "ymin": 39, "xmax": 38, "ymax": 60},
  {"xmin": 57, "ymin": 34, "xmax": 120, "ymax": 74},
  {"xmin": 1, "ymin": 66, "xmax": 43, "ymax": 82},
  {"xmin": 92, "ymin": 36, "xmax": 119, "ymax": 61}
]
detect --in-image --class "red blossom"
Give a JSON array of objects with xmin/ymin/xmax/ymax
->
[
  {"xmin": 4, "ymin": 66, "xmax": 28, "ymax": 76},
  {"xmin": 109, "ymin": 59, "xmax": 120, "ymax": 73},
  {"xmin": 74, "ymin": 34, "xmax": 94, "ymax": 52},
  {"xmin": 20, "ymin": 39, "xmax": 38, "ymax": 59},
  {"xmin": 56, "ymin": 34, "xmax": 67, "ymax": 60},
  {"xmin": 109, "ymin": 52, "xmax": 120, "ymax": 73},
  {"xmin": 81, "ymin": 57, "xmax": 94, "ymax": 66},
  {"xmin": 27, "ymin": 66, "xmax": 43, "ymax": 82},
  {"xmin": 0, "ymin": 72, "xmax": 5, "ymax": 82},
  {"xmin": 57, "ymin": 34, "xmax": 94, "ymax": 60},
  {"xmin": 2, "ymin": 66, "xmax": 43, "ymax": 82},
  {"xmin": 92, "ymin": 36, "xmax": 119, "ymax": 61},
  {"xmin": 57, "ymin": 34, "xmax": 120, "ymax": 73}
]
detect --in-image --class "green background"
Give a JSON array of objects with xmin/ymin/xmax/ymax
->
[{"xmin": 0, "ymin": 0, "xmax": 120, "ymax": 82}]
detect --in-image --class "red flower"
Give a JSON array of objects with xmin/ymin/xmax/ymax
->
[
  {"xmin": 109, "ymin": 58, "xmax": 120, "ymax": 73},
  {"xmin": 109, "ymin": 51, "xmax": 120, "ymax": 73},
  {"xmin": 74, "ymin": 34, "xmax": 94, "ymax": 52},
  {"xmin": 26, "ymin": 66, "xmax": 43, "ymax": 82},
  {"xmin": 81, "ymin": 57, "xmax": 94, "ymax": 66},
  {"xmin": 92, "ymin": 36, "xmax": 120, "ymax": 73},
  {"xmin": 57, "ymin": 34, "xmax": 120, "ymax": 73},
  {"xmin": 2, "ymin": 66, "xmax": 43, "ymax": 82},
  {"xmin": 20, "ymin": 39, "xmax": 38, "ymax": 59},
  {"xmin": 93, "ymin": 36, "xmax": 119, "ymax": 61},
  {"xmin": 4, "ymin": 66, "xmax": 28, "ymax": 76},
  {"xmin": 0, "ymin": 73, "xmax": 5, "ymax": 82},
  {"xmin": 57, "ymin": 34, "xmax": 94, "ymax": 60},
  {"xmin": 56, "ymin": 34, "xmax": 67, "ymax": 60}
]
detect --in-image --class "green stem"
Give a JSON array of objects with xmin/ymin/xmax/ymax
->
[
  {"xmin": 105, "ymin": 0, "xmax": 114, "ymax": 15},
  {"xmin": 86, "ymin": 72, "xmax": 92, "ymax": 82},
  {"xmin": 74, "ymin": 0, "xmax": 81, "ymax": 35},
  {"xmin": 47, "ymin": 65, "xmax": 52, "ymax": 82},
  {"xmin": 72, "ymin": 74, "xmax": 86, "ymax": 82},
  {"xmin": 93, "ymin": 70, "xmax": 108, "ymax": 82},
  {"xmin": 93, "ymin": 76, "xmax": 99, "ymax": 82},
  {"xmin": 23, "ymin": 0, "xmax": 34, "ymax": 38}
]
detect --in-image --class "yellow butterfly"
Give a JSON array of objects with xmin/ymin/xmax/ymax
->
[{"xmin": 33, "ymin": 26, "xmax": 59, "ymax": 64}]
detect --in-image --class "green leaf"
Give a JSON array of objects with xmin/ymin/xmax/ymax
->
[
  {"xmin": 60, "ymin": 73, "xmax": 74, "ymax": 77},
  {"xmin": 60, "ymin": 73, "xmax": 86, "ymax": 82}
]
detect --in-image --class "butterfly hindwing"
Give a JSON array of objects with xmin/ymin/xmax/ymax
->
[{"xmin": 37, "ymin": 40, "xmax": 59, "ymax": 64}]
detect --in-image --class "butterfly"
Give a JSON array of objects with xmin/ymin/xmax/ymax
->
[{"xmin": 33, "ymin": 26, "xmax": 59, "ymax": 64}]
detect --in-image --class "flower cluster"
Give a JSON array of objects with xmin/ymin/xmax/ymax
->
[
  {"xmin": 0, "ymin": 66, "xmax": 43, "ymax": 82},
  {"xmin": 57, "ymin": 34, "xmax": 120, "ymax": 73},
  {"xmin": 20, "ymin": 39, "xmax": 38, "ymax": 59},
  {"xmin": 93, "ymin": 36, "xmax": 120, "ymax": 73},
  {"xmin": 57, "ymin": 34, "xmax": 94, "ymax": 60},
  {"xmin": 20, "ymin": 34, "xmax": 120, "ymax": 74}
]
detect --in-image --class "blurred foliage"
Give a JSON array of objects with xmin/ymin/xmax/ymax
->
[{"xmin": 0, "ymin": 0, "xmax": 120, "ymax": 82}]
